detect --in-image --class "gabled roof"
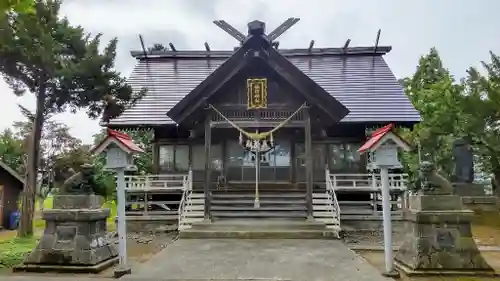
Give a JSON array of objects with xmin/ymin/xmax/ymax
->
[
  {"xmin": 359, "ymin": 123, "xmax": 411, "ymax": 153},
  {"xmin": 92, "ymin": 129, "xmax": 144, "ymax": 155},
  {"xmin": 108, "ymin": 46, "xmax": 421, "ymax": 127},
  {"xmin": 0, "ymin": 161, "xmax": 25, "ymax": 186},
  {"xmin": 167, "ymin": 35, "xmax": 349, "ymax": 125}
]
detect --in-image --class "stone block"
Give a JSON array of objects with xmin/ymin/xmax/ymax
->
[
  {"xmin": 52, "ymin": 194, "xmax": 104, "ymax": 209},
  {"xmin": 453, "ymin": 183, "xmax": 487, "ymax": 197},
  {"xmin": 395, "ymin": 194, "xmax": 494, "ymax": 275},
  {"xmin": 43, "ymin": 209, "xmax": 110, "ymax": 221},
  {"xmin": 462, "ymin": 196, "xmax": 499, "ymax": 212},
  {"xmin": 409, "ymin": 194, "xmax": 463, "ymax": 211},
  {"xmin": 22, "ymin": 203, "xmax": 117, "ymax": 272}
]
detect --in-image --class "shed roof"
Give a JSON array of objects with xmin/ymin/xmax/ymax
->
[
  {"xmin": 0, "ymin": 161, "xmax": 25, "ymax": 186},
  {"xmin": 108, "ymin": 46, "xmax": 420, "ymax": 127}
]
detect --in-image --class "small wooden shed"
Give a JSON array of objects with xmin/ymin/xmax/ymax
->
[{"xmin": 0, "ymin": 161, "xmax": 24, "ymax": 229}]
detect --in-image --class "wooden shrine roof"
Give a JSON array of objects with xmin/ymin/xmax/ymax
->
[{"xmin": 108, "ymin": 46, "xmax": 421, "ymax": 128}]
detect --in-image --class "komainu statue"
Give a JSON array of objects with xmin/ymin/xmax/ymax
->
[
  {"xmin": 417, "ymin": 161, "xmax": 454, "ymax": 194},
  {"xmin": 60, "ymin": 164, "xmax": 99, "ymax": 195}
]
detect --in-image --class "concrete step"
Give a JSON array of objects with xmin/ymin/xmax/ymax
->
[
  {"xmin": 212, "ymin": 193, "xmax": 305, "ymax": 199},
  {"xmin": 180, "ymin": 217, "xmax": 205, "ymax": 223},
  {"xmin": 179, "ymin": 229, "xmax": 340, "ymax": 239},
  {"xmin": 211, "ymin": 205, "xmax": 306, "ymax": 211},
  {"xmin": 189, "ymin": 219, "xmax": 331, "ymax": 230},
  {"xmin": 211, "ymin": 211, "xmax": 307, "ymax": 218},
  {"xmin": 313, "ymin": 193, "xmax": 330, "ymax": 198},
  {"xmin": 185, "ymin": 205, "xmax": 204, "ymax": 211},
  {"xmin": 183, "ymin": 211, "xmax": 204, "ymax": 217},
  {"xmin": 189, "ymin": 193, "xmax": 205, "ymax": 198},
  {"xmin": 312, "ymin": 205, "xmax": 335, "ymax": 210},
  {"xmin": 313, "ymin": 211, "xmax": 337, "ymax": 217},
  {"xmin": 314, "ymin": 217, "xmax": 340, "ymax": 225},
  {"xmin": 212, "ymin": 199, "xmax": 306, "ymax": 204}
]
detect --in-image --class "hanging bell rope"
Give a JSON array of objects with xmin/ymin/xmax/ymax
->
[{"xmin": 208, "ymin": 102, "xmax": 307, "ymax": 140}]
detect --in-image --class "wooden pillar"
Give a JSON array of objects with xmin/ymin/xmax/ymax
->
[
  {"xmin": 152, "ymin": 140, "xmax": 160, "ymax": 174},
  {"xmin": 304, "ymin": 107, "xmax": 314, "ymax": 219},
  {"xmin": 204, "ymin": 112, "xmax": 212, "ymax": 221},
  {"xmin": 290, "ymin": 137, "xmax": 296, "ymax": 183}
]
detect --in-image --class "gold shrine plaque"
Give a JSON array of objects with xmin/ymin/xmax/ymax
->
[{"xmin": 247, "ymin": 78, "xmax": 268, "ymax": 109}]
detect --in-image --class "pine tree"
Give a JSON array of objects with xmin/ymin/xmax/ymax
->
[{"xmin": 0, "ymin": 0, "xmax": 144, "ymax": 237}]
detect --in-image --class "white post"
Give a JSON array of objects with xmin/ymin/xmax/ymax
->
[
  {"xmin": 380, "ymin": 165, "xmax": 394, "ymax": 275},
  {"xmin": 116, "ymin": 168, "xmax": 127, "ymax": 266}
]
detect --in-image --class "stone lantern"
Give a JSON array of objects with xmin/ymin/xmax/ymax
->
[
  {"xmin": 359, "ymin": 123, "xmax": 410, "ymax": 277},
  {"xmin": 92, "ymin": 129, "xmax": 144, "ymax": 277}
]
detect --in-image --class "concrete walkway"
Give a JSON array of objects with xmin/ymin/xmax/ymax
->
[{"xmin": 122, "ymin": 239, "xmax": 392, "ymax": 281}]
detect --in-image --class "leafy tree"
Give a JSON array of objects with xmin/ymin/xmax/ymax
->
[
  {"xmin": 0, "ymin": 128, "xmax": 25, "ymax": 173},
  {"xmin": 399, "ymin": 48, "xmax": 463, "ymax": 183},
  {"xmin": 461, "ymin": 52, "xmax": 500, "ymax": 189},
  {"xmin": 1, "ymin": 0, "xmax": 35, "ymax": 15},
  {"xmin": 0, "ymin": 0, "xmax": 144, "ymax": 237}
]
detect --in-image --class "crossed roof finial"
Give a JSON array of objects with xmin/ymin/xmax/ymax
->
[{"xmin": 213, "ymin": 18, "xmax": 300, "ymax": 43}]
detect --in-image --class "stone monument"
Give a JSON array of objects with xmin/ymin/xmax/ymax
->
[
  {"xmin": 16, "ymin": 164, "xmax": 118, "ymax": 273},
  {"xmin": 394, "ymin": 161, "xmax": 494, "ymax": 276},
  {"xmin": 451, "ymin": 137, "xmax": 498, "ymax": 211},
  {"xmin": 452, "ymin": 137, "xmax": 474, "ymax": 183}
]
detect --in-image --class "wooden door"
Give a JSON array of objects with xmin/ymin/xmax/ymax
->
[{"xmin": 0, "ymin": 185, "xmax": 3, "ymax": 228}]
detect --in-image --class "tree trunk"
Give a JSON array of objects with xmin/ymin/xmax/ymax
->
[{"xmin": 17, "ymin": 86, "xmax": 46, "ymax": 237}]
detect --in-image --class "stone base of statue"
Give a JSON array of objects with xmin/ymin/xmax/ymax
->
[
  {"xmin": 394, "ymin": 191, "xmax": 495, "ymax": 276},
  {"xmin": 14, "ymin": 195, "xmax": 118, "ymax": 274},
  {"xmin": 453, "ymin": 182, "xmax": 499, "ymax": 212},
  {"xmin": 453, "ymin": 182, "xmax": 487, "ymax": 196}
]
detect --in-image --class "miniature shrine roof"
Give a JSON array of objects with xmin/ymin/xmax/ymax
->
[
  {"xmin": 108, "ymin": 44, "xmax": 420, "ymax": 127},
  {"xmin": 92, "ymin": 129, "xmax": 144, "ymax": 154},
  {"xmin": 359, "ymin": 123, "xmax": 411, "ymax": 153}
]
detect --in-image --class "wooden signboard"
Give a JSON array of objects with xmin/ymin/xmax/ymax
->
[{"xmin": 247, "ymin": 78, "xmax": 268, "ymax": 109}]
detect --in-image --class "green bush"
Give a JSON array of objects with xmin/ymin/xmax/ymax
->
[{"xmin": 0, "ymin": 237, "xmax": 38, "ymax": 269}]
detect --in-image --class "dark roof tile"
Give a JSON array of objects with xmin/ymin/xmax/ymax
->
[{"xmin": 109, "ymin": 47, "xmax": 420, "ymax": 126}]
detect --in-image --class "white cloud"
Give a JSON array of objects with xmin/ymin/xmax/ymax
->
[{"xmin": 0, "ymin": 0, "xmax": 499, "ymax": 144}]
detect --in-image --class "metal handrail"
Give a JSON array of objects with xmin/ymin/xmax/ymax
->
[
  {"xmin": 325, "ymin": 167, "xmax": 341, "ymax": 229},
  {"xmin": 177, "ymin": 169, "xmax": 193, "ymax": 229}
]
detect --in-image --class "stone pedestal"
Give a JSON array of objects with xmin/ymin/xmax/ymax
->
[
  {"xmin": 394, "ymin": 193, "xmax": 494, "ymax": 276},
  {"xmin": 453, "ymin": 183, "xmax": 498, "ymax": 212},
  {"xmin": 16, "ymin": 195, "xmax": 118, "ymax": 273},
  {"xmin": 453, "ymin": 182, "xmax": 487, "ymax": 197}
]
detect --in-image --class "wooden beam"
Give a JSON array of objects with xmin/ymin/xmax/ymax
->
[
  {"xmin": 268, "ymin": 17, "xmax": 301, "ymax": 42},
  {"xmin": 342, "ymin": 39, "xmax": 351, "ymax": 53},
  {"xmin": 138, "ymin": 34, "xmax": 148, "ymax": 57},
  {"xmin": 373, "ymin": 29, "xmax": 381, "ymax": 64},
  {"xmin": 213, "ymin": 20, "xmax": 246, "ymax": 42},
  {"xmin": 169, "ymin": 43, "xmax": 176, "ymax": 52},
  {"xmin": 203, "ymin": 111, "xmax": 212, "ymax": 221},
  {"xmin": 308, "ymin": 40, "xmax": 315, "ymax": 52},
  {"xmin": 304, "ymin": 106, "xmax": 313, "ymax": 219}
]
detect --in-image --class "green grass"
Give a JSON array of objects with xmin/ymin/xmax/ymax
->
[{"xmin": 0, "ymin": 237, "xmax": 38, "ymax": 270}]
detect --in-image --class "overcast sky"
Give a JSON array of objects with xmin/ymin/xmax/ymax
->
[{"xmin": 1, "ymin": 0, "xmax": 499, "ymax": 144}]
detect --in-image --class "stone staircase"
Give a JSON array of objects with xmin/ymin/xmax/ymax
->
[
  {"xmin": 179, "ymin": 218, "xmax": 339, "ymax": 239},
  {"xmin": 178, "ymin": 184, "xmax": 341, "ymax": 238},
  {"xmin": 211, "ymin": 190, "xmax": 308, "ymax": 219}
]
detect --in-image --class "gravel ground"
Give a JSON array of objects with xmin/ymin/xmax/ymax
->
[{"xmin": 342, "ymin": 230, "xmax": 405, "ymax": 247}]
